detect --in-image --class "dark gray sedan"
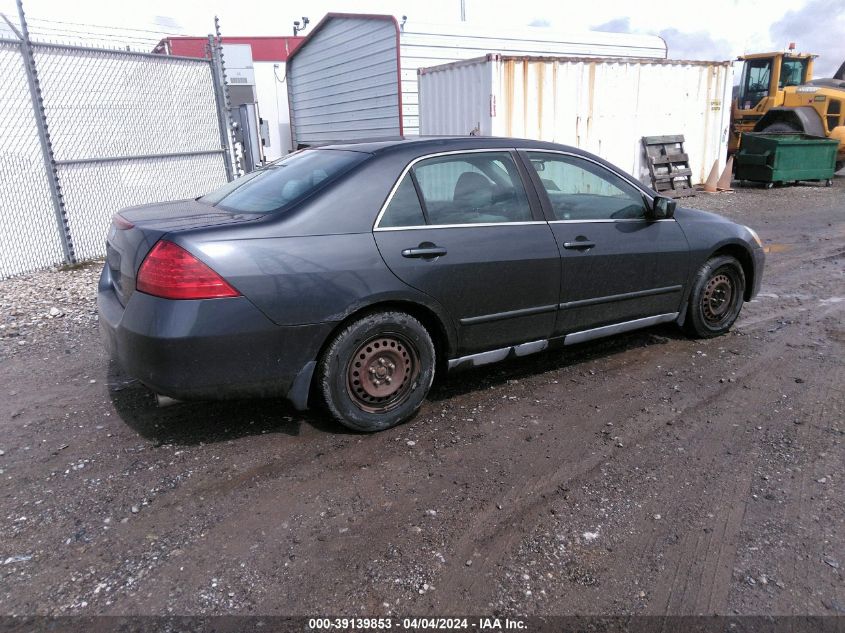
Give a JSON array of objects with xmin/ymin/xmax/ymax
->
[{"xmin": 98, "ymin": 137, "xmax": 764, "ymax": 431}]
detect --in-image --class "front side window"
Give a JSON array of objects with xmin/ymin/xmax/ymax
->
[
  {"xmin": 201, "ymin": 149, "xmax": 367, "ymax": 213},
  {"xmin": 527, "ymin": 152, "xmax": 647, "ymax": 221},
  {"xmin": 411, "ymin": 152, "xmax": 532, "ymax": 225},
  {"xmin": 739, "ymin": 59, "xmax": 772, "ymax": 109}
]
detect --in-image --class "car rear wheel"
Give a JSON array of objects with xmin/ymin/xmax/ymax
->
[
  {"xmin": 318, "ymin": 311, "xmax": 435, "ymax": 432},
  {"xmin": 684, "ymin": 255, "xmax": 746, "ymax": 338}
]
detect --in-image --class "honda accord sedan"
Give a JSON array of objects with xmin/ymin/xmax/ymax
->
[{"xmin": 98, "ymin": 137, "xmax": 764, "ymax": 432}]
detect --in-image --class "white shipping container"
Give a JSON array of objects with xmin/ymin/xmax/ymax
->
[
  {"xmin": 286, "ymin": 14, "xmax": 668, "ymax": 147},
  {"xmin": 418, "ymin": 54, "xmax": 733, "ymax": 185}
]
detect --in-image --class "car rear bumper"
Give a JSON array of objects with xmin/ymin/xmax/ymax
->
[{"xmin": 97, "ymin": 266, "xmax": 333, "ymax": 406}]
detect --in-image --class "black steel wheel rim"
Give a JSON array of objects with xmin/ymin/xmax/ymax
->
[{"xmin": 701, "ymin": 271, "xmax": 735, "ymax": 325}]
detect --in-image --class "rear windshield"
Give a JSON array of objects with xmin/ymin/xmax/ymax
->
[{"xmin": 201, "ymin": 149, "xmax": 367, "ymax": 213}]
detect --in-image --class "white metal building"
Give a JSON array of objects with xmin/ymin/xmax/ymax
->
[
  {"xmin": 418, "ymin": 54, "xmax": 734, "ymax": 185},
  {"xmin": 286, "ymin": 13, "xmax": 668, "ymax": 147}
]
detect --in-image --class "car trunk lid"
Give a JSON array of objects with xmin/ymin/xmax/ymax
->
[{"xmin": 105, "ymin": 198, "xmax": 259, "ymax": 305}]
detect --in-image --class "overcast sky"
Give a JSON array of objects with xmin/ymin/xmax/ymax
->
[{"xmin": 1, "ymin": 0, "xmax": 843, "ymax": 76}]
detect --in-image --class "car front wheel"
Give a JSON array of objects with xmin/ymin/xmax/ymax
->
[
  {"xmin": 685, "ymin": 255, "xmax": 746, "ymax": 338},
  {"xmin": 318, "ymin": 311, "xmax": 435, "ymax": 432}
]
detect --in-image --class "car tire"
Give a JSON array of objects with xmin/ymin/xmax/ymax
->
[
  {"xmin": 318, "ymin": 311, "xmax": 435, "ymax": 432},
  {"xmin": 684, "ymin": 255, "xmax": 746, "ymax": 338}
]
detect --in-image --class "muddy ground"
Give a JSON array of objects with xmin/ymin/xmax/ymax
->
[{"xmin": 0, "ymin": 177, "xmax": 843, "ymax": 619}]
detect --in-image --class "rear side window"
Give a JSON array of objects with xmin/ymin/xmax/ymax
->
[
  {"xmin": 827, "ymin": 99, "xmax": 842, "ymax": 132},
  {"xmin": 412, "ymin": 152, "xmax": 532, "ymax": 225},
  {"xmin": 779, "ymin": 58, "xmax": 808, "ymax": 89},
  {"xmin": 379, "ymin": 174, "xmax": 426, "ymax": 228},
  {"xmin": 201, "ymin": 149, "xmax": 366, "ymax": 213}
]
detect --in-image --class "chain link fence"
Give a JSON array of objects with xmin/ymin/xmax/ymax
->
[
  {"xmin": 0, "ymin": 39, "xmax": 65, "ymax": 277},
  {"xmin": 0, "ymin": 22, "xmax": 234, "ymax": 278}
]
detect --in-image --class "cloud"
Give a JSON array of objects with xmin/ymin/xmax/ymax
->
[
  {"xmin": 657, "ymin": 28, "xmax": 733, "ymax": 61},
  {"xmin": 591, "ymin": 17, "xmax": 732, "ymax": 60},
  {"xmin": 593, "ymin": 17, "xmax": 632, "ymax": 34},
  {"xmin": 769, "ymin": 0, "xmax": 845, "ymax": 77},
  {"xmin": 153, "ymin": 15, "xmax": 183, "ymax": 32},
  {"xmin": 528, "ymin": 18, "xmax": 551, "ymax": 28}
]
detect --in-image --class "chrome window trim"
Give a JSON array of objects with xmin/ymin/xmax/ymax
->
[
  {"xmin": 372, "ymin": 146, "xmax": 673, "ymax": 231},
  {"xmin": 373, "ymin": 148, "xmax": 531, "ymax": 231},
  {"xmin": 547, "ymin": 218, "xmax": 675, "ymax": 224},
  {"xmin": 376, "ymin": 221, "xmax": 547, "ymax": 232}
]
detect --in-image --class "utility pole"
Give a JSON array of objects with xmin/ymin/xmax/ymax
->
[{"xmin": 460, "ymin": 0, "xmax": 466, "ymax": 21}]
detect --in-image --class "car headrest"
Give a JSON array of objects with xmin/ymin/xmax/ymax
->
[{"xmin": 453, "ymin": 172, "xmax": 493, "ymax": 208}]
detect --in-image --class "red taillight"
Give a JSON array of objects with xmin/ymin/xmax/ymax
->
[{"xmin": 136, "ymin": 240, "xmax": 240, "ymax": 300}]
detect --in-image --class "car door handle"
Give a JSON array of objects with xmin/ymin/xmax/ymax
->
[
  {"xmin": 562, "ymin": 241, "xmax": 596, "ymax": 250},
  {"xmin": 402, "ymin": 246, "xmax": 447, "ymax": 259}
]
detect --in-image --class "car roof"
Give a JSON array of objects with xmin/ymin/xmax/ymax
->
[{"xmin": 315, "ymin": 136, "xmax": 584, "ymax": 156}]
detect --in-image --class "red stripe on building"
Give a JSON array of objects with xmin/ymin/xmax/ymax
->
[{"xmin": 153, "ymin": 36, "xmax": 304, "ymax": 62}]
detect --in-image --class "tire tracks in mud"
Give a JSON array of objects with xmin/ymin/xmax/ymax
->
[{"xmin": 95, "ymin": 243, "xmax": 844, "ymax": 614}]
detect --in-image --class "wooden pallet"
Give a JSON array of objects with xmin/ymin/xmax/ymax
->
[{"xmin": 641, "ymin": 135, "xmax": 696, "ymax": 198}]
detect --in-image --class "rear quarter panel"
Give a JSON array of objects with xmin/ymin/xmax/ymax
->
[{"xmin": 171, "ymin": 230, "xmax": 458, "ymax": 352}]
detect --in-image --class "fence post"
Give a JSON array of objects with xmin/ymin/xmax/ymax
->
[
  {"xmin": 208, "ymin": 35, "xmax": 234, "ymax": 182},
  {"xmin": 213, "ymin": 17, "xmax": 242, "ymax": 177},
  {"xmin": 15, "ymin": 0, "xmax": 75, "ymax": 264}
]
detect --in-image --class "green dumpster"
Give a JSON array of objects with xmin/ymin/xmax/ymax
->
[{"xmin": 735, "ymin": 133, "xmax": 838, "ymax": 188}]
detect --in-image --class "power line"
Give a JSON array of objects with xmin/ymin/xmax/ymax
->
[
  {"xmin": 26, "ymin": 24, "xmax": 166, "ymax": 45},
  {"xmin": 27, "ymin": 33, "xmax": 163, "ymax": 48},
  {"xmin": 29, "ymin": 29, "xmax": 160, "ymax": 41},
  {"xmin": 27, "ymin": 15, "xmax": 186, "ymax": 37},
  {"xmin": 28, "ymin": 26, "xmax": 169, "ymax": 41}
]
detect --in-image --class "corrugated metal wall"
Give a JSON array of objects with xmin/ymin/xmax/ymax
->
[
  {"xmin": 287, "ymin": 17, "xmax": 400, "ymax": 146},
  {"xmin": 419, "ymin": 56, "xmax": 733, "ymax": 185},
  {"xmin": 287, "ymin": 15, "xmax": 668, "ymax": 144},
  {"xmin": 399, "ymin": 23, "xmax": 668, "ymax": 136},
  {"xmin": 417, "ymin": 58, "xmax": 494, "ymax": 136}
]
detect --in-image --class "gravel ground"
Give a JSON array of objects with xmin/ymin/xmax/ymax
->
[
  {"xmin": 0, "ymin": 177, "xmax": 842, "ymax": 620},
  {"xmin": 0, "ymin": 263, "xmax": 100, "ymax": 354}
]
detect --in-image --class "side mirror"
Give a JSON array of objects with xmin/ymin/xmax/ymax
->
[{"xmin": 649, "ymin": 195, "xmax": 677, "ymax": 220}]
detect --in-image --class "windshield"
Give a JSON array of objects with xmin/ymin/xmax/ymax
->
[{"xmin": 201, "ymin": 149, "xmax": 368, "ymax": 213}]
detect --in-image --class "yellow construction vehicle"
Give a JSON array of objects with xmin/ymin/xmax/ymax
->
[{"xmin": 730, "ymin": 50, "xmax": 845, "ymax": 170}]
